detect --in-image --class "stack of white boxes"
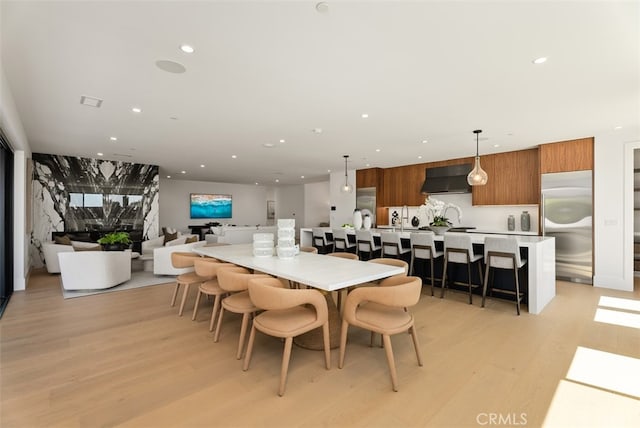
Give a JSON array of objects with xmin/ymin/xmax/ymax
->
[
  {"xmin": 252, "ymin": 232, "xmax": 274, "ymax": 257},
  {"xmin": 276, "ymin": 219, "xmax": 297, "ymax": 259}
]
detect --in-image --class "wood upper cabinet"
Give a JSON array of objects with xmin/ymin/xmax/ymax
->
[
  {"xmin": 356, "ymin": 168, "xmax": 383, "ymax": 189},
  {"xmin": 472, "ymin": 148, "xmax": 539, "ymax": 205},
  {"xmin": 539, "ymin": 137, "xmax": 593, "ymax": 173}
]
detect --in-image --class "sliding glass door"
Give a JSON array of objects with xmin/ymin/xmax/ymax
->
[{"xmin": 0, "ymin": 131, "xmax": 14, "ymax": 317}]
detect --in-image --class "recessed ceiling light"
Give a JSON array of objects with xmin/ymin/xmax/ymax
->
[
  {"xmin": 422, "ymin": 140, "xmax": 428, "ymax": 144},
  {"xmin": 180, "ymin": 44, "xmax": 195, "ymax": 54},
  {"xmin": 232, "ymin": 155, "xmax": 237, "ymax": 159},
  {"xmin": 79, "ymin": 95, "xmax": 103, "ymax": 108},
  {"xmin": 418, "ymin": 155, "xmax": 422, "ymax": 159},
  {"xmin": 375, "ymin": 149, "xmax": 381, "ymax": 152},
  {"xmin": 279, "ymin": 139, "xmax": 285, "ymax": 143},
  {"xmin": 327, "ymin": 169, "xmax": 331, "ymax": 173},
  {"xmin": 361, "ymin": 113, "xmax": 369, "ymax": 119},
  {"xmin": 532, "ymin": 57, "xmax": 547, "ymax": 64},
  {"xmin": 366, "ymin": 163, "xmax": 370, "ymax": 167},
  {"xmin": 131, "ymin": 107, "xmax": 142, "ymax": 113},
  {"xmin": 614, "ymin": 125, "xmax": 623, "ymax": 130},
  {"xmin": 275, "ymin": 179, "xmax": 280, "ymax": 183},
  {"xmin": 263, "ymin": 143, "xmax": 275, "ymax": 148},
  {"xmin": 255, "ymin": 182, "xmax": 259, "ymax": 185},
  {"xmin": 493, "ymin": 144, "xmax": 501, "ymax": 148},
  {"xmin": 110, "ymin": 137, "xmax": 117, "ymax": 141},
  {"xmin": 181, "ymin": 170, "xmax": 186, "ymax": 174},
  {"xmin": 167, "ymin": 175, "xmax": 171, "ymax": 179},
  {"xmin": 97, "ymin": 152, "xmax": 103, "ymax": 156},
  {"xmin": 301, "ymin": 175, "xmax": 305, "ymax": 179},
  {"xmin": 200, "ymin": 164, "xmax": 205, "ymax": 168}
]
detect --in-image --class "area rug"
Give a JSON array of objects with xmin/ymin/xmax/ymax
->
[{"xmin": 61, "ymin": 270, "xmax": 174, "ymax": 299}]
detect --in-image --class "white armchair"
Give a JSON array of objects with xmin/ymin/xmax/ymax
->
[
  {"xmin": 153, "ymin": 240, "xmax": 207, "ymax": 276},
  {"xmin": 41, "ymin": 241, "xmax": 102, "ymax": 273},
  {"xmin": 141, "ymin": 233, "xmax": 198, "ymax": 256},
  {"xmin": 58, "ymin": 251, "xmax": 131, "ymax": 290}
]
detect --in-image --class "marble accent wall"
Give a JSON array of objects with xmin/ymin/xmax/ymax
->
[{"xmin": 30, "ymin": 154, "xmax": 158, "ymax": 268}]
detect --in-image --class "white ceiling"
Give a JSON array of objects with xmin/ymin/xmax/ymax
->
[{"xmin": 1, "ymin": 1, "xmax": 639, "ymax": 185}]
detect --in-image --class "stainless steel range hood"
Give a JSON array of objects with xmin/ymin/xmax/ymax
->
[{"xmin": 420, "ymin": 164, "xmax": 472, "ymax": 194}]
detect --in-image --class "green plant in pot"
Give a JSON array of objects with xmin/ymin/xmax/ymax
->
[{"xmin": 97, "ymin": 231, "xmax": 131, "ymax": 251}]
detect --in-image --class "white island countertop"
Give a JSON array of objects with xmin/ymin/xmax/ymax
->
[{"xmin": 299, "ymin": 228, "xmax": 556, "ymax": 314}]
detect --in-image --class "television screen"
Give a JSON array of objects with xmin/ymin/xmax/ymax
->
[{"xmin": 190, "ymin": 194, "xmax": 232, "ymax": 219}]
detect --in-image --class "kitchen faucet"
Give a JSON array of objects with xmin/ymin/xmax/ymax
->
[{"xmin": 400, "ymin": 205, "xmax": 408, "ymax": 232}]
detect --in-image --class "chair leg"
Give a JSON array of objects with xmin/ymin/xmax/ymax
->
[
  {"xmin": 339, "ymin": 320, "xmax": 349, "ymax": 369},
  {"xmin": 237, "ymin": 313, "xmax": 251, "ymax": 359},
  {"xmin": 482, "ymin": 265, "xmax": 491, "ymax": 308},
  {"xmin": 242, "ymin": 324, "xmax": 257, "ymax": 371},
  {"xmin": 514, "ymin": 268, "xmax": 521, "ymax": 316},
  {"xmin": 409, "ymin": 251, "xmax": 415, "ymax": 275},
  {"xmin": 192, "ymin": 290, "xmax": 202, "ymax": 321},
  {"xmin": 279, "ymin": 337, "xmax": 293, "ymax": 396},
  {"xmin": 209, "ymin": 294, "xmax": 222, "ymax": 332},
  {"xmin": 467, "ymin": 262, "xmax": 473, "ymax": 305},
  {"xmin": 429, "ymin": 258, "xmax": 435, "ymax": 296},
  {"xmin": 178, "ymin": 283, "xmax": 191, "ymax": 316},
  {"xmin": 322, "ymin": 322, "xmax": 331, "ymax": 369},
  {"xmin": 409, "ymin": 326, "xmax": 423, "ymax": 366},
  {"xmin": 477, "ymin": 261, "xmax": 484, "ymax": 303},
  {"xmin": 214, "ymin": 307, "xmax": 225, "ymax": 342},
  {"xmin": 440, "ymin": 258, "xmax": 448, "ymax": 298},
  {"xmin": 382, "ymin": 334, "xmax": 398, "ymax": 392},
  {"xmin": 170, "ymin": 283, "xmax": 181, "ymax": 307}
]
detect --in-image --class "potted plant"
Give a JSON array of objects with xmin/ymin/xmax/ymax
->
[
  {"xmin": 97, "ymin": 231, "xmax": 132, "ymax": 251},
  {"xmin": 417, "ymin": 197, "xmax": 463, "ymax": 235}
]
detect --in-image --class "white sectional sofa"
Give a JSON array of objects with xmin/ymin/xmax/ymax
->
[
  {"xmin": 153, "ymin": 240, "xmax": 207, "ymax": 276},
  {"xmin": 58, "ymin": 251, "xmax": 131, "ymax": 290},
  {"xmin": 141, "ymin": 233, "xmax": 199, "ymax": 256}
]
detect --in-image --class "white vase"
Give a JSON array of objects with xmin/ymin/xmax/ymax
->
[
  {"xmin": 353, "ymin": 210, "xmax": 363, "ymax": 230},
  {"xmin": 363, "ymin": 215, "xmax": 371, "ymax": 230}
]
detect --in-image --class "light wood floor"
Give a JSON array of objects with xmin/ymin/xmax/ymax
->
[{"xmin": 1, "ymin": 269, "xmax": 639, "ymax": 427}]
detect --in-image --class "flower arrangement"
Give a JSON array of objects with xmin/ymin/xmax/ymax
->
[{"xmin": 416, "ymin": 197, "xmax": 462, "ymax": 227}]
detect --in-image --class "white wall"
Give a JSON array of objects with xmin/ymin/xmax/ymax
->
[
  {"xmin": 1, "ymin": 63, "xmax": 31, "ymax": 291},
  {"xmin": 275, "ymin": 184, "xmax": 305, "ymax": 235},
  {"xmin": 159, "ymin": 178, "xmax": 272, "ymax": 235},
  {"xmin": 594, "ymin": 127, "xmax": 640, "ymax": 291},
  {"xmin": 304, "ymin": 181, "xmax": 330, "ymax": 228},
  {"xmin": 329, "ymin": 170, "xmax": 356, "ymax": 228}
]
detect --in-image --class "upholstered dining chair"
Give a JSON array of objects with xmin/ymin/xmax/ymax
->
[
  {"xmin": 192, "ymin": 259, "xmax": 237, "ymax": 331},
  {"xmin": 243, "ymin": 277, "xmax": 330, "ymax": 396},
  {"xmin": 441, "ymin": 232, "xmax": 484, "ymax": 304},
  {"xmin": 339, "ymin": 275, "xmax": 423, "ymax": 391},
  {"xmin": 380, "ymin": 232, "xmax": 411, "ymax": 260},
  {"xmin": 214, "ymin": 268, "xmax": 273, "ymax": 359},
  {"xmin": 409, "ymin": 232, "xmax": 444, "ymax": 296},
  {"xmin": 355, "ymin": 229, "xmax": 381, "ymax": 260},
  {"xmin": 170, "ymin": 251, "xmax": 207, "ymax": 316},
  {"xmin": 332, "ymin": 228, "xmax": 356, "ymax": 253},
  {"xmin": 368, "ymin": 257, "xmax": 409, "ymax": 276},
  {"xmin": 299, "ymin": 246, "xmax": 318, "ymax": 253},
  {"xmin": 482, "ymin": 236, "xmax": 527, "ymax": 315},
  {"xmin": 327, "ymin": 251, "xmax": 359, "ymax": 260}
]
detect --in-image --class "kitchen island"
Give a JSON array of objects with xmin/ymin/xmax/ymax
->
[{"xmin": 300, "ymin": 227, "xmax": 555, "ymax": 315}]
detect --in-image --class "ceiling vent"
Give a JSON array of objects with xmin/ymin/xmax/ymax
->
[{"xmin": 80, "ymin": 95, "xmax": 103, "ymax": 108}]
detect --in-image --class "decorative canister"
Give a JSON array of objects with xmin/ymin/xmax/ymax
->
[
  {"xmin": 353, "ymin": 209, "xmax": 363, "ymax": 230},
  {"xmin": 521, "ymin": 211, "xmax": 531, "ymax": 232},
  {"xmin": 507, "ymin": 215, "xmax": 515, "ymax": 231},
  {"xmin": 363, "ymin": 215, "xmax": 372, "ymax": 230}
]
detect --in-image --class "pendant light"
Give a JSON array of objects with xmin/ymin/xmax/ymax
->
[
  {"xmin": 341, "ymin": 155, "xmax": 353, "ymax": 193},
  {"xmin": 467, "ymin": 129, "xmax": 488, "ymax": 186}
]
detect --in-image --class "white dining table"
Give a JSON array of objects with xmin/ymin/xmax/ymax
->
[{"xmin": 193, "ymin": 243, "xmax": 404, "ymax": 291}]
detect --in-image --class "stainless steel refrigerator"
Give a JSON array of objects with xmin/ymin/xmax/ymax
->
[{"xmin": 541, "ymin": 171, "xmax": 593, "ymax": 284}]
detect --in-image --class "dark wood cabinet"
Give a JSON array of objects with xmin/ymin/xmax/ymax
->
[{"xmin": 539, "ymin": 137, "xmax": 594, "ymax": 173}]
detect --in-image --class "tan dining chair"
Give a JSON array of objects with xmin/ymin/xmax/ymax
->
[
  {"xmin": 482, "ymin": 236, "xmax": 527, "ymax": 315},
  {"xmin": 243, "ymin": 277, "xmax": 330, "ymax": 396},
  {"xmin": 192, "ymin": 259, "xmax": 238, "ymax": 331},
  {"xmin": 441, "ymin": 232, "xmax": 484, "ymax": 304},
  {"xmin": 380, "ymin": 231, "xmax": 411, "ymax": 260},
  {"xmin": 214, "ymin": 268, "xmax": 273, "ymax": 359},
  {"xmin": 339, "ymin": 275, "xmax": 423, "ymax": 391},
  {"xmin": 332, "ymin": 228, "xmax": 356, "ymax": 253},
  {"xmin": 299, "ymin": 246, "xmax": 318, "ymax": 253},
  {"xmin": 170, "ymin": 252, "xmax": 207, "ymax": 316},
  {"xmin": 409, "ymin": 232, "xmax": 444, "ymax": 296}
]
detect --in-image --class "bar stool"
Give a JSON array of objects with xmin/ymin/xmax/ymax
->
[
  {"xmin": 441, "ymin": 233, "xmax": 483, "ymax": 304},
  {"xmin": 482, "ymin": 236, "xmax": 527, "ymax": 315},
  {"xmin": 355, "ymin": 229, "xmax": 381, "ymax": 261},
  {"xmin": 380, "ymin": 232, "xmax": 411, "ymax": 260},
  {"xmin": 312, "ymin": 228, "xmax": 334, "ymax": 254},
  {"xmin": 409, "ymin": 232, "xmax": 443, "ymax": 296},
  {"xmin": 332, "ymin": 228, "xmax": 356, "ymax": 253}
]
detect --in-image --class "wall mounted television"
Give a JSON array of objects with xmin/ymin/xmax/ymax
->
[{"xmin": 190, "ymin": 193, "xmax": 232, "ymax": 219}]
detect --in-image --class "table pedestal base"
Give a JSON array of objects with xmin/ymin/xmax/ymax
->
[{"xmin": 294, "ymin": 294, "xmax": 342, "ymax": 350}]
